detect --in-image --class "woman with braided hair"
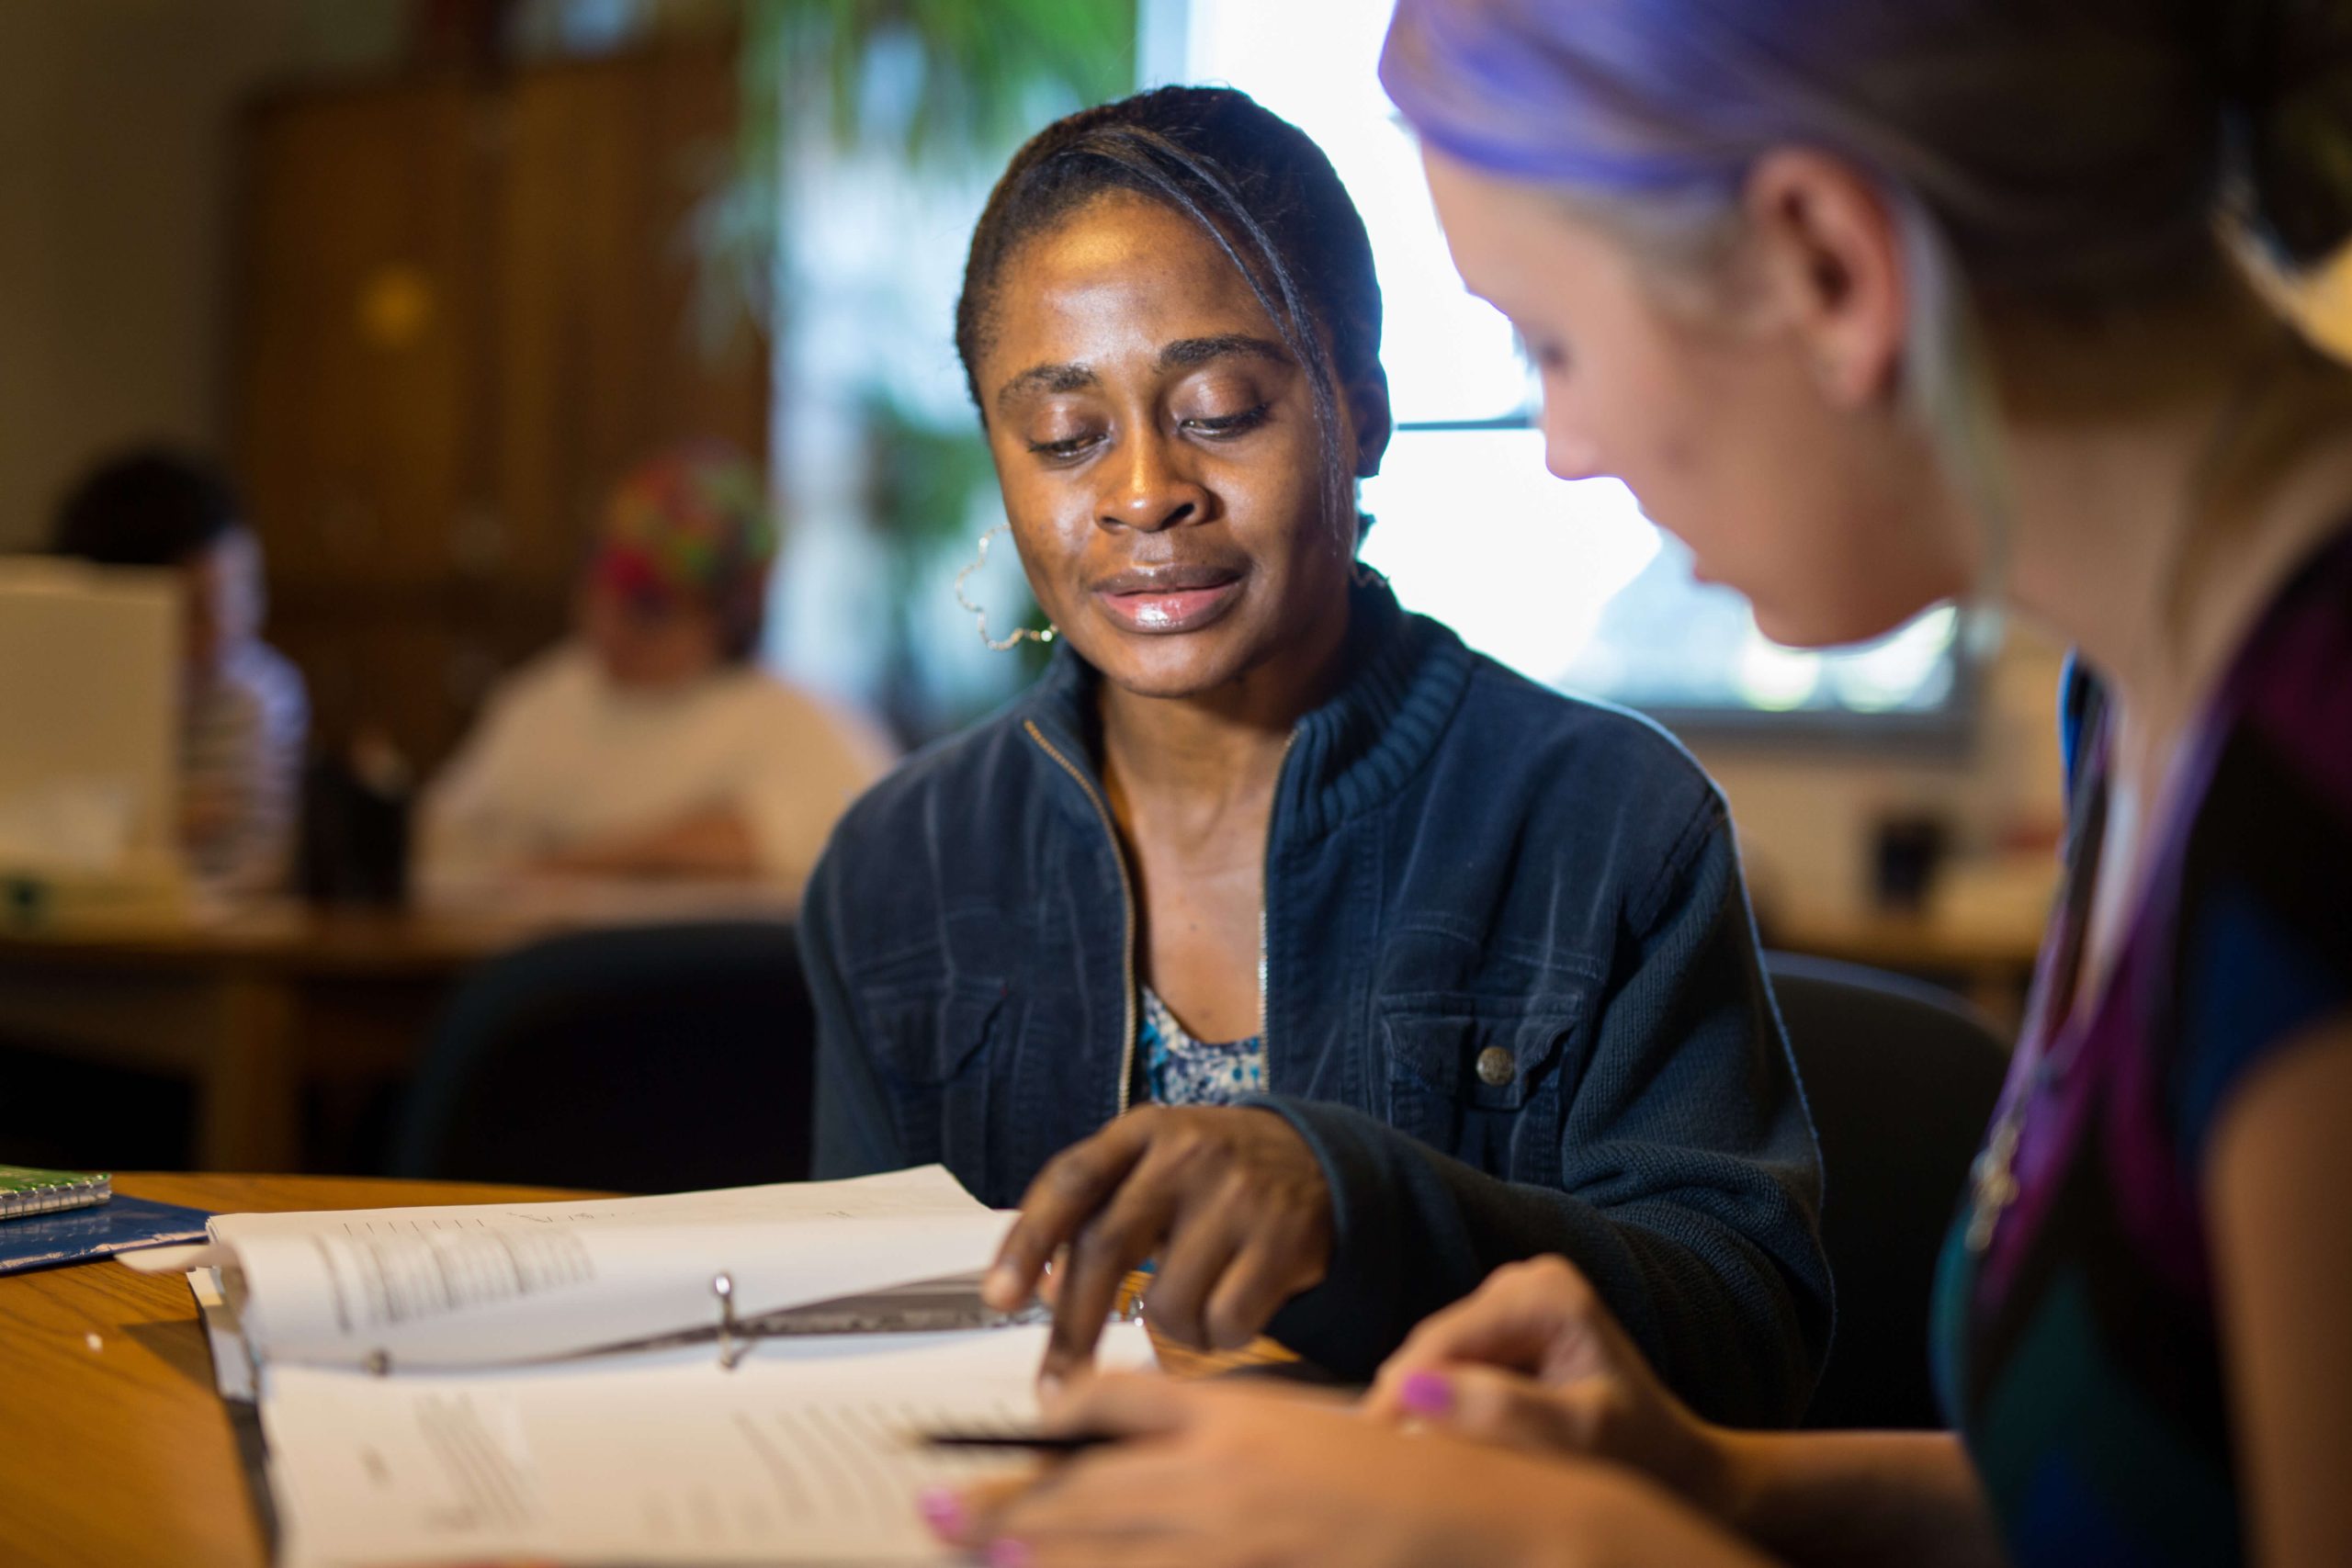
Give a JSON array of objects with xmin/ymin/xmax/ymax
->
[
  {"xmin": 935, "ymin": 3, "xmax": 2352, "ymax": 1566},
  {"xmin": 800, "ymin": 85, "xmax": 1831, "ymax": 1421},
  {"xmin": 421, "ymin": 443, "xmax": 894, "ymax": 891}
]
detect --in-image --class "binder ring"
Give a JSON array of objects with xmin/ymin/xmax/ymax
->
[{"xmin": 713, "ymin": 1270, "xmax": 748, "ymax": 1371}]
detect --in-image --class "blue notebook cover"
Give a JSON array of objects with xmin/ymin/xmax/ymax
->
[{"xmin": 0, "ymin": 1194, "xmax": 212, "ymax": 1276}]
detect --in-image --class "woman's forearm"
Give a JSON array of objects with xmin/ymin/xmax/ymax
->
[{"xmin": 1716, "ymin": 1429, "xmax": 2004, "ymax": 1568}]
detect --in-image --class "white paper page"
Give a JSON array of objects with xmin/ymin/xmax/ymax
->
[
  {"xmin": 214, "ymin": 1166, "xmax": 989, "ymax": 1245},
  {"xmin": 190, "ymin": 1266, "xmax": 256, "ymax": 1401},
  {"xmin": 208, "ymin": 1168, "xmax": 1011, "ymax": 1370},
  {"xmin": 265, "ymin": 1322, "xmax": 1159, "ymax": 1568}
]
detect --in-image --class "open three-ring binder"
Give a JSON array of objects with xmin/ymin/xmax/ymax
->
[
  {"xmin": 123, "ymin": 1167, "xmax": 1154, "ymax": 1567},
  {"xmin": 125, "ymin": 1165, "xmax": 1023, "ymax": 1374}
]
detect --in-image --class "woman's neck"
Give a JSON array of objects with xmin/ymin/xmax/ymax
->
[
  {"xmin": 1096, "ymin": 596, "xmax": 1352, "ymax": 832},
  {"xmin": 2003, "ymin": 311, "xmax": 2352, "ymax": 744}
]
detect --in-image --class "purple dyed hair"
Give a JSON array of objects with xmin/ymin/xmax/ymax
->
[
  {"xmin": 1379, "ymin": 0, "xmax": 2352, "ymax": 626},
  {"xmin": 1379, "ymin": 0, "xmax": 2352, "ymax": 288}
]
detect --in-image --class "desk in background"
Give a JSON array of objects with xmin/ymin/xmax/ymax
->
[
  {"xmin": 1770, "ymin": 908, "xmax": 2042, "ymax": 1035},
  {"xmin": 1767, "ymin": 854, "xmax": 2054, "ymax": 1037},
  {"xmin": 0, "ymin": 887, "xmax": 795, "ymax": 1172}
]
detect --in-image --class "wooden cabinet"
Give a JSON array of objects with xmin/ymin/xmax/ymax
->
[{"xmin": 232, "ymin": 47, "xmax": 767, "ymax": 768}]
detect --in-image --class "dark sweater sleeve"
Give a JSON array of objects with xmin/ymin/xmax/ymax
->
[
  {"xmin": 801, "ymin": 837, "xmax": 908, "ymax": 1180},
  {"xmin": 1256, "ymin": 807, "xmax": 1832, "ymax": 1427}
]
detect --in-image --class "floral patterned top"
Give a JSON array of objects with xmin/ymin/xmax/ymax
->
[{"xmin": 1140, "ymin": 986, "xmax": 1268, "ymax": 1106}]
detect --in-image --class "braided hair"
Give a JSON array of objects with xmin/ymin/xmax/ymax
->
[{"xmin": 956, "ymin": 85, "xmax": 1390, "ymax": 545}]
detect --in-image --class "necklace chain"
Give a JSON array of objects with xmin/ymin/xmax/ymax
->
[{"xmin": 1967, "ymin": 334, "xmax": 2335, "ymax": 1258}]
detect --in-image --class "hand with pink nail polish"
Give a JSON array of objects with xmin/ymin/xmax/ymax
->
[
  {"xmin": 1364, "ymin": 1256, "xmax": 1738, "ymax": 1522},
  {"xmin": 920, "ymin": 1472, "xmax": 1033, "ymax": 1554},
  {"xmin": 917, "ymin": 1484, "xmax": 967, "ymax": 1543},
  {"xmin": 943, "ymin": 1371, "xmax": 1770, "ymax": 1568}
]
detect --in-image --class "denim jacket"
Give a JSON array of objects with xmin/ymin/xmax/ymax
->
[{"xmin": 802, "ymin": 582, "xmax": 1830, "ymax": 1424}]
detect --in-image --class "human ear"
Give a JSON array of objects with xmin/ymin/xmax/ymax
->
[
  {"xmin": 1345, "ymin": 368, "xmax": 1394, "ymax": 479},
  {"xmin": 1740, "ymin": 150, "xmax": 1908, "ymax": 410}
]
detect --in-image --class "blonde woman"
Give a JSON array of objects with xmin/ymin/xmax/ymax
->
[{"xmin": 943, "ymin": 2, "xmax": 2352, "ymax": 1565}]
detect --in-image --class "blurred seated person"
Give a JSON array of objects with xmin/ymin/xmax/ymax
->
[
  {"xmin": 420, "ymin": 443, "xmax": 893, "ymax": 895},
  {"xmin": 51, "ymin": 447, "xmax": 307, "ymax": 893}
]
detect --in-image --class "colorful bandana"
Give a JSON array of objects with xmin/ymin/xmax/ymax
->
[{"xmin": 592, "ymin": 442, "xmax": 776, "ymax": 613}]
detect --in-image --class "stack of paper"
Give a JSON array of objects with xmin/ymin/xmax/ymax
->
[
  {"xmin": 265, "ymin": 1325, "xmax": 1150, "ymax": 1567},
  {"xmin": 125, "ymin": 1167, "xmax": 1153, "ymax": 1566}
]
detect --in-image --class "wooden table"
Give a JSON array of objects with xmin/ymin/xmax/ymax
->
[
  {"xmin": 0, "ymin": 889, "xmax": 794, "ymax": 1171},
  {"xmin": 0, "ymin": 1172, "xmax": 1270, "ymax": 1568},
  {"xmin": 1766, "ymin": 855, "xmax": 2057, "ymax": 1036},
  {"xmin": 0, "ymin": 1173, "xmax": 582, "ymax": 1568}
]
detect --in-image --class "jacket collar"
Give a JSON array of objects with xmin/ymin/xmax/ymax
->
[{"xmin": 1018, "ymin": 577, "xmax": 1475, "ymax": 842}]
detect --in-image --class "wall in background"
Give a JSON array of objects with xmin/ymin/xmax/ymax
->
[
  {"xmin": 0, "ymin": 0, "xmax": 401, "ymax": 551},
  {"xmin": 0, "ymin": 4, "xmax": 2316, "ymax": 925},
  {"xmin": 234, "ymin": 43, "xmax": 767, "ymax": 766}
]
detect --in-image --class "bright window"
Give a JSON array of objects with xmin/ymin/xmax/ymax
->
[{"xmin": 1150, "ymin": 0, "xmax": 1963, "ymax": 728}]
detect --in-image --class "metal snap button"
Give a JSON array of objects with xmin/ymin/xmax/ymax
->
[{"xmin": 1476, "ymin": 1044, "xmax": 1516, "ymax": 1088}]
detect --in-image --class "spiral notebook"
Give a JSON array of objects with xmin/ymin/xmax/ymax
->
[{"xmin": 0, "ymin": 1164, "xmax": 110, "ymax": 1220}]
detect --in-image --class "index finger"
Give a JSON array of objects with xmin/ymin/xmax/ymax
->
[
  {"xmin": 1363, "ymin": 1258, "xmax": 1605, "ymax": 1417},
  {"xmin": 984, "ymin": 1117, "xmax": 1156, "ymax": 1312}
]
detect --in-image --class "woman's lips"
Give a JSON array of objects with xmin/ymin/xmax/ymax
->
[{"xmin": 1091, "ymin": 568, "xmax": 1245, "ymax": 634}]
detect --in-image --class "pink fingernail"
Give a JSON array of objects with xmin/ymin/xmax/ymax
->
[
  {"xmin": 1397, "ymin": 1371, "xmax": 1453, "ymax": 1417},
  {"xmin": 916, "ymin": 1486, "xmax": 965, "ymax": 1540},
  {"xmin": 988, "ymin": 1539, "xmax": 1033, "ymax": 1568}
]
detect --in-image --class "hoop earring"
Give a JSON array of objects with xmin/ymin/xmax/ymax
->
[{"xmin": 954, "ymin": 523, "xmax": 1058, "ymax": 652}]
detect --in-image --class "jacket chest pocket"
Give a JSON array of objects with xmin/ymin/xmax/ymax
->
[
  {"xmin": 1379, "ymin": 993, "xmax": 1582, "ymax": 1189},
  {"xmin": 856, "ymin": 976, "xmax": 1019, "ymax": 1200}
]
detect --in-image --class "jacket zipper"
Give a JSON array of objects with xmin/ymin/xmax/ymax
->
[
  {"xmin": 1023, "ymin": 720, "xmax": 1140, "ymax": 1116},
  {"xmin": 1026, "ymin": 721, "xmax": 1299, "ymax": 1112},
  {"xmin": 1258, "ymin": 731, "xmax": 1298, "ymax": 1056}
]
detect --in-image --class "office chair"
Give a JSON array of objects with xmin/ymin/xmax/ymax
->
[
  {"xmin": 390, "ymin": 919, "xmax": 816, "ymax": 1192},
  {"xmin": 1766, "ymin": 951, "xmax": 2012, "ymax": 1430}
]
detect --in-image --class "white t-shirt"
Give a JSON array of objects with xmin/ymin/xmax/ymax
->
[{"xmin": 420, "ymin": 645, "xmax": 894, "ymax": 891}]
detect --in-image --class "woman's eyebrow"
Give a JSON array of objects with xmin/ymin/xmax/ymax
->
[
  {"xmin": 1157, "ymin": 333, "xmax": 1291, "ymax": 371},
  {"xmin": 994, "ymin": 361, "xmax": 1098, "ymax": 413},
  {"xmin": 991, "ymin": 334, "xmax": 1290, "ymax": 415}
]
